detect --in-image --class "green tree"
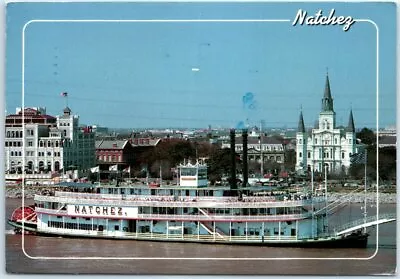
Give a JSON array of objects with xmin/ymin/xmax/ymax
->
[
  {"xmin": 207, "ymin": 148, "xmax": 232, "ymax": 184},
  {"xmin": 283, "ymin": 149, "xmax": 296, "ymax": 171},
  {"xmin": 357, "ymin": 128, "xmax": 375, "ymax": 145}
]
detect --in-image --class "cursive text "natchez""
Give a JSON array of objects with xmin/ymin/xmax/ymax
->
[{"xmin": 292, "ymin": 9, "xmax": 356, "ymax": 32}]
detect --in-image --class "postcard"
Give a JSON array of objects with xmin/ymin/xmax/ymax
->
[{"xmin": 4, "ymin": 0, "xmax": 397, "ymax": 276}]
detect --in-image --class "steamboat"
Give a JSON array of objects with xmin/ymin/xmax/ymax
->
[{"xmin": 8, "ymin": 130, "xmax": 395, "ymax": 248}]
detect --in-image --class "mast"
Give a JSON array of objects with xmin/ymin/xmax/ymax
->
[
  {"xmin": 363, "ymin": 150, "xmax": 368, "ymax": 233},
  {"xmin": 311, "ymin": 159, "xmax": 314, "ymax": 238},
  {"xmin": 324, "ymin": 164, "xmax": 328, "ymax": 234},
  {"xmin": 146, "ymin": 168, "xmax": 149, "ymax": 186},
  {"xmin": 160, "ymin": 164, "xmax": 162, "ymax": 186},
  {"xmin": 260, "ymin": 121, "xmax": 263, "ymax": 177}
]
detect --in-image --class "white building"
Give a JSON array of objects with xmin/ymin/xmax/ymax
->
[
  {"xmin": 295, "ymin": 74, "xmax": 361, "ymax": 174},
  {"xmin": 5, "ymin": 107, "xmax": 96, "ymax": 174},
  {"xmin": 221, "ymin": 132, "xmax": 285, "ymax": 164}
]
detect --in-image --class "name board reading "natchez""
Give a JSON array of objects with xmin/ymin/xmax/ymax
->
[{"xmin": 67, "ymin": 205, "xmax": 138, "ymax": 218}]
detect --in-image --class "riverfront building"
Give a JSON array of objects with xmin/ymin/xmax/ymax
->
[
  {"xmin": 5, "ymin": 106, "xmax": 96, "ymax": 174},
  {"xmin": 221, "ymin": 132, "xmax": 285, "ymax": 165},
  {"xmin": 295, "ymin": 74, "xmax": 360, "ymax": 174}
]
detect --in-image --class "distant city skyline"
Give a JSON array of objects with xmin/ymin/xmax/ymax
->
[{"xmin": 6, "ymin": 2, "xmax": 396, "ymax": 129}]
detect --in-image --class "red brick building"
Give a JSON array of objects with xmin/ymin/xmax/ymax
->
[{"xmin": 95, "ymin": 139, "xmax": 135, "ymax": 170}]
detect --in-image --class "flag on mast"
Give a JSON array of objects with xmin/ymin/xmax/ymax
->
[
  {"xmin": 60, "ymin": 92, "xmax": 68, "ymax": 97},
  {"xmin": 123, "ymin": 166, "xmax": 131, "ymax": 173},
  {"xmin": 109, "ymin": 164, "xmax": 118, "ymax": 171},
  {"xmin": 350, "ymin": 149, "xmax": 367, "ymax": 165},
  {"xmin": 90, "ymin": 166, "xmax": 99, "ymax": 173}
]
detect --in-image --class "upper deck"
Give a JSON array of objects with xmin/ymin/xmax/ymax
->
[{"xmin": 34, "ymin": 189, "xmax": 324, "ymax": 209}]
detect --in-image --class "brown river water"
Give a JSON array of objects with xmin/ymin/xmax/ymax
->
[{"xmin": 5, "ymin": 198, "xmax": 397, "ymax": 275}]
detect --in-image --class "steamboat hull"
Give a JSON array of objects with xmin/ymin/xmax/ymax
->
[{"xmin": 8, "ymin": 220, "xmax": 368, "ymax": 248}]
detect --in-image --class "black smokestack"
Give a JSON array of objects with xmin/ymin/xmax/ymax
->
[
  {"xmin": 230, "ymin": 129, "xmax": 237, "ymax": 192},
  {"xmin": 242, "ymin": 129, "xmax": 248, "ymax": 188}
]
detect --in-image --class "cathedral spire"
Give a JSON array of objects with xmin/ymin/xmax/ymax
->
[
  {"xmin": 321, "ymin": 73, "xmax": 334, "ymax": 112},
  {"xmin": 346, "ymin": 109, "xmax": 355, "ymax": 132},
  {"xmin": 298, "ymin": 110, "xmax": 305, "ymax": 133}
]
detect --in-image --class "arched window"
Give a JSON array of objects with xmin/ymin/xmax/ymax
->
[
  {"xmin": 38, "ymin": 161, "xmax": 44, "ymax": 171},
  {"xmin": 10, "ymin": 151, "xmax": 14, "ymax": 156},
  {"xmin": 299, "ymin": 152, "xmax": 302, "ymax": 158},
  {"xmin": 6, "ymin": 131, "xmax": 10, "ymax": 138},
  {"xmin": 54, "ymin": 161, "xmax": 60, "ymax": 171}
]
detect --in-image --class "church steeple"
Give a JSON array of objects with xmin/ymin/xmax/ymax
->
[
  {"xmin": 346, "ymin": 109, "xmax": 355, "ymax": 132},
  {"xmin": 321, "ymin": 73, "xmax": 334, "ymax": 112},
  {"xmin": 298, "ymin": 110, "xmax": 305, "ymax": 133}
]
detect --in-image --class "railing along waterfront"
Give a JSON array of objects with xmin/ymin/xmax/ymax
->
[{"xmin": 35, "ymin": 207, "xmax": 311, "ymax": 221}]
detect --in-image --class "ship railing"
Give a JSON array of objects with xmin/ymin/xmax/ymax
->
[
  {"xmin": 137, "ymin": 213, "xmax": 312, "ymax": 221},
  {"xmin": 36, "ymin": 194, "xmax": 324, "ymax": 208},
  {"xmin": 333, "ymin": 213, "xmax": 397, "ymax": 234},
  {"xmin": 53, "ymin": 191, "xmax": 326, "ymax": 204},
  {"xmin": 34, "ymin": 207, "xmax": 311, "ymax": 221},
  {"xmin": 39, "ymin": 228, "xmax": 298, "ymax": 242}
]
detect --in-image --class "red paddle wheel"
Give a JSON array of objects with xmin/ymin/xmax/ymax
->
[{"xmin": 10, "ymin": 206, "xmax": 37, "ymax": 223}]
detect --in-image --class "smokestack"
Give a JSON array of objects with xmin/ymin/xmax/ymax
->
[
  {"xmin": 230, "ymin": 129, "xmax": 237, "ymax": 193},
  {"xmin": 242, "ymin": 129, "xmax": 248, "ymax": 188}
]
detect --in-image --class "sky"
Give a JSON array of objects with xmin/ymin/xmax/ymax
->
[{"xmin": 5, "ymin": 1, "xmax": 397, "ymax": 130}]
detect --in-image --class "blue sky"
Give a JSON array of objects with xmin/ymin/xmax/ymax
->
[{"xmin": 5, "ymin": 1, "xmax": 397, "ymax": 129}]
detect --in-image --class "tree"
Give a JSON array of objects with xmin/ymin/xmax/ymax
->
[
  {"xmin": 283, "ymin": 149, "xmax": 296, "ymax": 171},
  {"xmin": 207, "ymin": 148, "xmax": 232, "ymax": 184},
  {"xmin": 357, "ymin": 128, "xmax": 375, "ymax": 145}
]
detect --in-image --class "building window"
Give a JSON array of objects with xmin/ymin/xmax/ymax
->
[
  {"xmin": 315, "ymin": 138, "xmax": 317, "ymax": 144},
  {"xmin": 334, "ymin": 138, "xmax": 338, "ymax": 144},
  {"xmin": 308, "ymin": 152, "xmax": 311, "ymax": 158},
  {"xmin": 28, "ymin": 141, "xmax": 33, "ymax": 147},
  {"xmin": 341, "ymin": 152, "xmax": 344, "ymax": 159},
  {"xmin": 299, "ymin": 152, "xmax": 302, "ymax": 158}
]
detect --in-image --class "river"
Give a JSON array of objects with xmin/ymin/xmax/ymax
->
[{"xmin": 5, "ymin": 198, "xmax": 396, "ymax": 275}]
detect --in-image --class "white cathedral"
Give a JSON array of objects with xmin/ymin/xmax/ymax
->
[{"xmin": 295, "ymin": 74, "xmax": 360, "ymax": 174}]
